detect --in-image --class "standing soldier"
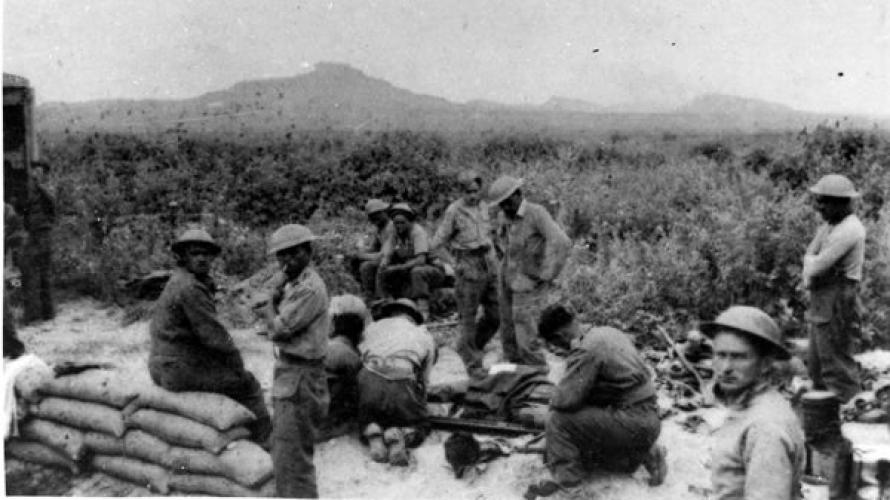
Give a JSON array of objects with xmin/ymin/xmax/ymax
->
[
  {"xmin": 148, "ymin": 229, "xmax": 271, "ymax": 443},
  {"xmin": 19, "ymin": 161, "xmax": 56, "ymax": 323},
  {"xmin": 431, "ymin": 170, "xmax": 499, "ymax": 379},
  {"xmin": 377, "ymin": 203, "xmax": 445, "ymax": 320},
  {"xmin": 348, "ymin": 199, "xmax": 393, "ymax": 301},
  {"xmin": 488, "ymin": 176, "xmax": 570, "ymax": 367},
  {"xmin": 802, "ymin": 174, "xmax": 865, "ymax": 403},
  {"xmin": 253, "ymin": 224, "xmax": 330, "ymax": 498}
]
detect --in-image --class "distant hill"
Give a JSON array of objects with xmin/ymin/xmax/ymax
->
[{"xmin": 35, "ymin": 62, "xmax": 885, "ymax": 135}]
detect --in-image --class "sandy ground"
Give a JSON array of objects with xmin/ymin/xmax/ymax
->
[{"xmin": 5, "ymin": 299, "xmax": 717, "ymax": 499}]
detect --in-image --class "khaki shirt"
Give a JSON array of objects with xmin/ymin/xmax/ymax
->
[
  {"xmin": 358, "ymin": 317, "xmax": 437, "ymax": 384},
  {"xmin": 709, "ymin": 384, "xmax": 805, "ymax": 500},
  {"xmin": 495, "ymin": 200, "xmax": 571, "ymax": 292},
  {"xmin": 431, "ymin": 198, "xmax": 494, "ymax": 252},
  {"xmin": 803, "ymin": 213, "xmax": 866, "ymax": 284},
  {"xmin": 381, "ymin": 223, "xmax": 431, "ymax": 265},
  {"xmin": 269, "ymin": 267, "xmax": 330, "ymax": 361}
]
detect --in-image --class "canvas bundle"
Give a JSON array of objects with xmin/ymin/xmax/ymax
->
[
  {"xmin": 168, "ymin": 439, "xmax": 273, "ymax": 487},
  {"xmin": 30, "ymin": 397, "xmax": 126, "ymax": 437},
  {"xmin": 124, "ymin": 408, "xmax": 249, "ymax": 454}
]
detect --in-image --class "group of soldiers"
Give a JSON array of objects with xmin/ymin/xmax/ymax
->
[{"xmin": 4, "ymin": 165, "xmax": 869, "ymax": 499}]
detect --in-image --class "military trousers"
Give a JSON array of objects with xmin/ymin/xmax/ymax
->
[
  {"xmin": 453, "ymin": 252, "xmax": 500, "ymax": 379},
  {"xmin": 19, "ymin": 230, "xmax": 53, "ymax": 323},
  {"xmin": 378, "ymin": 264, "xmax": 445, "ymax": 301},
  {"xmin": 545, "ymin": 399, "xmax": 661, "ymax": 486},
  {"xmin": 498, "ymin": 279, "xmax": 550, "ymax": 367},
  {"xmin": 807, "ymin": 280, "xmax": 862, "ymax": 403},
  {"xmin": 271, "ymin": 360, "xmax": 329, "ymax": 498}
]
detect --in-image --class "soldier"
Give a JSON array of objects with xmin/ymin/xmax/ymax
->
[
  {"xmin": 357, "ymin": 298, "xmax": 437, "ymax": 466},
  {"xmin": 18, "ymin": 161, "xmax": 56, "ymax": 323},
  {"xmin": 148, "ymin": 229, "xmax": 271, "ymax": 444},
  {"xmin": 348, "ymin": 199, "xmax": 393, "ymax": 300},
  {"xmin": 320, "ymin": 295, "xmax": 368, "ymax": 440},
  {"xmin": 803, "ymin": 174, "xmax": 865, "ymax": 403},
  {"xmin": 4, "ymin": 203, "xmax": 27, "ymax": 359},
  {"xmin": 377, "ymin": 203, "xmax": 445, "ymax": 319},
  {"xmin": 252, "ymin": 224, "xmax": 330, "ymax": 498},
  {"xmin": 430, "ymin": 170, "xmax": 499, "ymax": 379},
  {"xmin": 702, "ymin": 306, "xmax": 805, "ymax": 500},
  {"xmin": 525, "ymin": 304, "xmax": 666, "ymax": 499},
  {"xmin": 488, "ymin": 176, "xmax": 570, "ymax": 367}
]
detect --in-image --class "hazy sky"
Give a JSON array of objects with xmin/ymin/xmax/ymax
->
[{"xmin": 4, "ymin": 0, "xmax": 889, "ymax": 115}]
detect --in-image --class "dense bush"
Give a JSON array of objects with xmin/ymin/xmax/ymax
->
[{"xmin": 35, "ymin": 127, "xmax": 890, "ymax": 345}]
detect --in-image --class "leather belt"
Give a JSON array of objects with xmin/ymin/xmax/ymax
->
[{"xmin": 274, "ymin": 347, "xmax": 322, "ymax": 366}]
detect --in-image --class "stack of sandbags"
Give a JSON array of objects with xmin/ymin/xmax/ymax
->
[
  {"xmin": 6, "ymin": 369, "xmax": 138, "ymax": 479},
  {"xmin": 7, "ymin": 369, "xmax": 275, "ymax": 496}
]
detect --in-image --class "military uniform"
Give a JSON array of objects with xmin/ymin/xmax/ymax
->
[
  {"xmin": 266, "ymin": 267, "xmax": 330, "ymax": 498},
  {"xmin": 19, "ymin": 182, "xmax": 55, "ymax": 323},
  {"xmin": 545, "ymin": 326, "xmax": 660, "ymax": 485},
  {"xmin": 803, "ymin": 213, "xmax": 865, "ymax": 402},
  {"xmin": 378, "ymin": 223, "xmax": 445, "ymax": 302},
  {"xmin": 322, "ymin": 335, "xmax": 362, "ymax": 438},
  {"xmin": 349, "ymin": 221, "xmax": 394, "ymax": 299},
  {"xmin": 148, "ymin": 268, "xmax": 271, "ymax": 443},
  {"xmin": 431, "ymin": 198, "xmax": 499, "ymax": 378},
  {"xmin": 495, "ymin": 200, "xmax": 570, "ymax": 366}
]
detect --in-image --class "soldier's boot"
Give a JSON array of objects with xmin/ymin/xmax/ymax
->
[
  {"xmin": 384, "ymin": 427, "xmax": 409, "ymax": 466},
  {"xmin": 642, "ymin": 443, "xmax": 668, "ymax": 486},
  {"xmin": 363, "ymin": 423, "xmax": 388, "ymax": 463}
]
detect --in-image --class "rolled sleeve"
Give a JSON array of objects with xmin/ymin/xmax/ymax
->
[
  {"xmin": 412, "ymin": 225, "xmax": 431, "ymax": 255},
  {"xmin": 430, "ymin": 207, "xmax": 457, "ymax": 251}
]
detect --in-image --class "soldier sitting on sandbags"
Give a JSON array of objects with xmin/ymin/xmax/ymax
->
[
  {"xmin": 148, "ymin": 229, "xmax": 271, "ymax": 445},
  {"xmin": 357, "ymin": 298, "xmax": 437, "ymax": 466}
]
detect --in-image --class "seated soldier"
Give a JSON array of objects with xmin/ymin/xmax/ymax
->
[
  {"xmin": 525, "ymin": 304, "xmax": 666, "ymax": 499},
  {"xmin": 357, "ymin": 298, "xmax": 437, "ymax": 466},
  {"xmin": 377, "ymin": 203, "xmax": 445, "ymax": 320},
  {"xmin": 347, "ymin": 199, "xmax": 393, "ymax": 301},
  {"xmin": 702, "ymin": 306, "xmax": 805, "ymax": 500},
  {"xmin": 148, "ymin": 229, "xmax": 271, "ymax": 444},
  {"xmin": 320, "ymin": 295, "xmax": 369, "ymax": 440}
]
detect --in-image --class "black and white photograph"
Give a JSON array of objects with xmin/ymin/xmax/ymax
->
[{"xmin": 3, "ymin": 1, "xmax": 890, "ymax": 498}]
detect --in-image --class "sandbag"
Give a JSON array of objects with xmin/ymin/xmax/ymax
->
[
  {"xmin": 19, "ymin": 418, "xmax": 87, "ymax": 461},
  {"xmin": 39, "ymin": 370, "xmax": 140, "ymax": 408},
  {"xmin": 83, "ymin": 431, "xmax": 126, "ymax": 456},
  {"xmin": 123, "ymin": 385, "xmax": 255, "ymax": 430},
  {"xmin": 169, "ymin": 473, "xmax": 271, "ymax": 497},
  {"xmin": 125, "ymin": 408, "xmax": 249, "ymax": 454},
  {"xmin": 90, "ymin": 454, "xmax": 170, "ymax": 494},
  {"xmin": 123, "ymin": 430, "xmax": 172, "ymax": 466},
  {"xmin": 166, "ymin": 439, "xmax": 272, "ymax": 487},
  {"xmin": 30, "ymin": 397, "xmax": 126, "ymax": 437},
  {"xmin": 5, "ymin": 438, "xmax": 80, "ymax": 474}
]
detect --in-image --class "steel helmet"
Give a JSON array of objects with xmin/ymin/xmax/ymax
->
[
  {"xmin": 171, "ymin": 228, "xmax": 221, "ymax": 255},
  {"xmin": 809, "ymin": 174, "xmax": 860, "ymax": 198},
  {"xmin": 364, "ymin": 199, "xmax": 390, "ymax": 215},
  {"xmin": 388, "ymin": 202, "xmax": 416, "ymax": 219},
  {"xmin": 380, "ymin": 298, "xmax": 424, "ymax": 325},
  {"xmin": 457, "ymin": 169, "xmax": 483, "ymax": 189},
  {"xmin": 700, "ymin": 305, "xmax": 790, "ymax": 360},
  {"xmin": 488, "ymin": 175, "xmax": 524, "ymax": 205},
  {"xmin": 267, "ymin": 224, "xmax": 318, "ymax": 255},
  {"xmin": 329, "ymin": 294, "xmax": 372, "ymax": 325}
]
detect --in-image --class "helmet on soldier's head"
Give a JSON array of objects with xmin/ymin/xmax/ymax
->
[
  {"xmin": 457, "ymin": 170, "xmax": 483, "ymax": 189},
  {"xmin": 809, "ymin": 174, "xmax": 860, "ymax": 199},
  {"xmin": 700, "ymin": 306, "xmax": 790, "ymax": 360},
  {"xmin": 364, "ymin": 199, "xmax": 390, "ymax": 215},
  {"xmin": 388, "ymin": 203, "xmax": 416, "ymax": 220},
  {"xmin": 268, "ymin": 224, "xmax": 318, "ymax": 255},
  {"xmin": 488, "ymin": 176, "xmax": 524, "ymax": 205},
  {"xmin": 171, "ymin": 228, "xmax": 221, "ymax": 255}
]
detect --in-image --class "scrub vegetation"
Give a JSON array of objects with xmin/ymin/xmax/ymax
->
[{"xmin": 32, "ymin": 125, "xmax": 890, "ymax": 342}]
